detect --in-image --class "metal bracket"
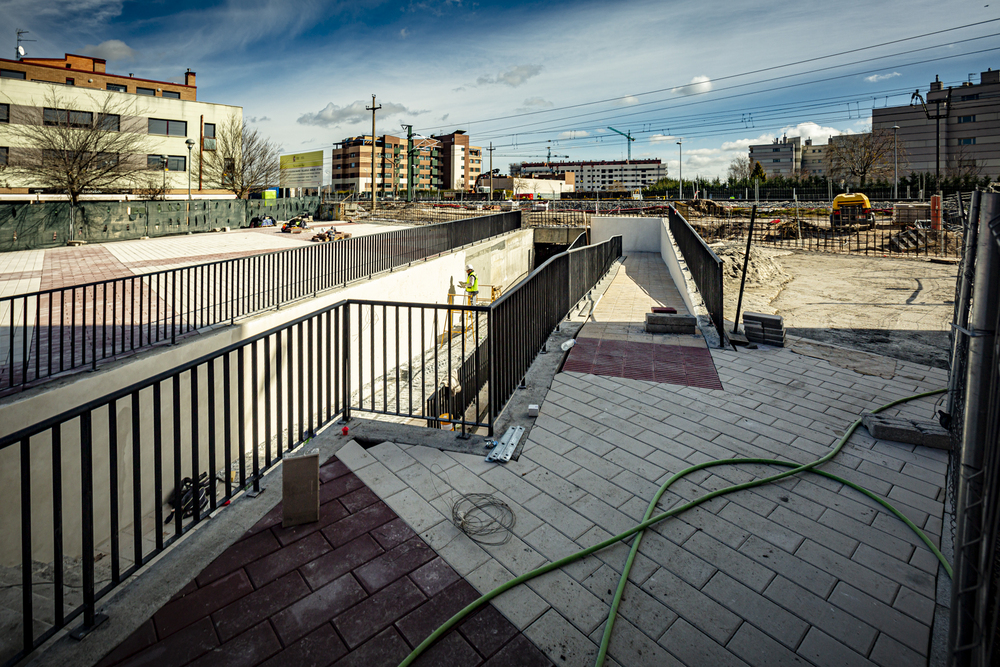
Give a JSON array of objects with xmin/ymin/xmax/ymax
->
[
  {"xmin": 486, "ymin": 425, "xmax": 525, "ymax": 463},
  {"xmin": 950, "ymin": 322, "xmax": 995, "ymax": 338}
]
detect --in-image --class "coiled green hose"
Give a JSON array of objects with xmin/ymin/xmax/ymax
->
[{"xmin": 399, "ymin": 388, "xmax": 950, "ymax": 667}]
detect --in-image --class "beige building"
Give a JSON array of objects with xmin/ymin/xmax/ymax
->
[
  {"xmin": 516, "ymin": 159, "xmax": 665, "ymax": 192},
  {"xmin": 0, "ymin": 53, "xmax": 241, "ymax": 197},
  {"xmin": 491, "ymin": 173, "xmax": 575, "ymax": 199}
]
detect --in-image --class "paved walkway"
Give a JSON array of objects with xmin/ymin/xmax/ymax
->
[
  {"xmin": 337, "ymin": 343, "xmax": 949, "ymax": 667},
  {"xmin": 96, "ymin": 457, "xmax": 552, "ymax": 667}
]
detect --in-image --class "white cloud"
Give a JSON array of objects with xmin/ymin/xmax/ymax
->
[
  {"xmin": 617, "ymin": 95, "xmax": 639, "ymax": 106},
  {"xmin": 779, "ymin": 122, "xmax": 849, "ymax": 143},
  {"xmin": 477, "ymin": 64, "xmax": 542, "ymax": 87},
  {"xmin": 297, "ymin": 100, "xmax": 419, "ymax": 127},
  {"xmin": 864, "ymin": 71, "xmax": 901, "ymax": 83},
  {"xmin": 400, "ymin": 28, "xmax": 409, "ymax": 38},
  {"xmin": 558, "ymin": 130, "xmax": 590, "ymax": 139},
  {"xmin": 82, "ymin": 39, "xmax": 137, "ymax": 62},
  {"xmin": 248, "ymin": 116, "xmax": 272, "ymax": 123},
  {"xmin": 521, "ymin": 97, "xmax": 554, "ymax": 108},
  {"xmin": 439, "ymin": 113, "xmax": 449, "ymax": 122},
  {"xmin": 671, "ymin": 75, "xmax": 712, "ymax": 96},
  {"xmin": 649, "ymin": 134, "xmax": 676, "ymax": 144}
]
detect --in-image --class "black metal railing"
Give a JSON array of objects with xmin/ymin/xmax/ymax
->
[
  {"xmin": 0, "ymin": 232, "xmax": 622, "ymax": 666},
  {"xmin": 490, "ymin": 235, "xmax": 622, "ymax": 421},
  {"xmin": 0, "ymin": 212, "xmax": 520, "ymax": 395},
  {"xmin": 666, "ymin": 206, "xmax": 727, "ymax": 345}
]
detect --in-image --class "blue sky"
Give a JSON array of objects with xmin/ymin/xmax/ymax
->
[{"xmin": 3, "ymin": 0, "xmax": 999, "ymax": 178}]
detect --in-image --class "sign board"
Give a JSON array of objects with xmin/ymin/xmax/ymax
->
[{"xmin": 280, "ymin": 151, "xmax": 324, "ymax": 188}]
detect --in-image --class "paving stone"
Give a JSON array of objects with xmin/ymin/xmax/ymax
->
[
  {"xmin": 682, "ymin": 531, "xmax": 775, "ymax": 593},
  {"xmin": 410, "ymin": 557, "xmax": 462, "ymax": 598},
  {"xmin": 354, "ymin": 536, "xmax": 436, "ymax": 593},
  {"xmin": 738, "ymin": 536, "xmax": 838, "ymax": 598},
  {"xmin": 458, "ymin": 604, "xmax": 518, "ymax": 658},
  {"xmin": 270, "ymin": 498, "xmax": 350, "ymax": 547},
  {"xmin": 481, "ymin": 633, "xmax": 554, "ymax": 667},
  {"xmin": 580, "ymin": 564, "xmax": 678, "ymax": 641},
  {"xmin": 258, "ymin": 623, "xmax": 347, "ymax": 667},
  {"xmin": 816, "ymin": 508, "xmax": 914, "ymax": 562},
  {"xmin": 338, "ymin": 486, "xmax": 381, "ymax": 513},
  {"xmin": 333, "ymin": 576, "xmax": 426, "ymax": 648},
  {"xmin": 395, "ymin": 578, "xmax": 481, "ymax": 646},
  {"xmin": 725, "ymin": 622, "xmax": 812, "ymax": 667},
  {"xmin": 465, "ymin": 559, "xmax": 549, "ymax": 631},
  {"xmin": 480, "ymin": 466, "xmax": 544, "ymax": 504},
  {"xmin": 703, "ymin": 572, "xmax": 809, "ymax": 649},
  {"xmin": 641, "ymin": 566, "xmax": 742, "ymax": 644},
  {"xmin": 576, "ymin": 525, "xmax": 659, "ymax": 585},
  {"xmin": 383, "ymin": 487, "xmax": 449, "ymax": 534},
  {"xmin": 395, "ymin": 463, "xmax": 448, "ymax": 501},
  {"xmin": 321, "ymin": 500, "xmax": 397, "ymax": 547},
  {"xmin": 828, "ymin": 582, "xmax": 929, "ymax": 656},
  {"xmin": 335, "ymin": 441, "xmax": 377, "ymax": 471},
  {"xmin": 659, "ymin": 618, "xmax": 750, "ymax": 667},
  {"xmin": 524, "ymin": 444, "xmax": 583, "ymax": 479},
  {"xmin": 271, "ymin": 573, "xmax": 367, "ymax": 645},
  {"xmin": 318, "ymin": 472, "xmax": 365, "ymax": 505},
  {"xmin": 678, "ymin": 505, "xmax": 752, "ymax": 549},
  {"xmin": 370, "ymin": 516, "xmax": 418, "ymax": 550},
  {"xmin": 869, "ymin": 631, "xmax": 927, "ymax": 667},
  {"xmin": 571, "ymin": 493, "xmax": 637, "ymax": 538},
  {"xmin": 524, "ymin": 608, "xmax": 598, "ymax": 666},
  {"xmin": 479, "ymin": 534, "xmax": 548, "ymax": 577},
  {"xmin": 368, "ymin": 441, "xmax": 417, "ymax": 472},
  {"xmin": 353, "ymin": 461, "xmax": 409, "ymax": 499},
  {"xmin": 527, "ymin": 425, "xmax": 578, "ymax": 455},
  {"xmin": 524, "ymin": 493, "xmax": 594, "ymax": 541},
  {"xmin": 212, "ymin": 570, "xmax": 310, "ymax": 642},
  {"xmin": 410, "ymin": 630, "xmax": 482, "ymax": 667},
  {"xmin": 328, "ymin": 626, "xmax": 410, "ymax": 667},
  {"xmin": 718, "ymin": 502, "xmax": 803, "ymax": 553},
  {"xmin": 522, "ymin": 466, "xmax": 587, "ymax": 505},
  {"xmin": 116, "ymin": 616, "xmax": 219, "ymax": 667},
  {"xmin": 795, "ymin": 540, "xmax": 899, "ymax": 604},
  {"xmin": 319, "ymin": 457, "xmax": 351, "ymax": 482},
  {"xmin": 522, "ymin": 523, "xmax": 601, "ymax": 582},
  {"xmin": 299, "ymin": 533, "xmax": 384, "ymax": 590},
  {"xmin": 244, "ymin": 532, "xmax": 331, "ymax": 588},
  {"xmin": 770, "ymin": 505, "xmax": 860, "ymax": 557},
  {"xmin": 886, "ymin": 485, "xmax": 943, "ymax": 518},
  {"xmin": 153, "ymin": 570, "xmax": 253, "ymax": 639},
  {"xmin": 763, "ymin": 575, "xmax": 877, "ymax": 656},
  {"xmin": 588, "ymin": 615, "xmax": 684, "ymax": 667},
  {"xmin": 420, "ymin": 522, "xmax": 491, "ymax": 577},
  {"xmin": 851, "ymin": 543, "xmax": 936, "ymax": 599},
  {"xmin": 567, "ymin": 467, "xmax": 633, "ymax": 508},
  {"xmin": 188, "ymin": 620, "xmax": 282, "ymax": 667},
  {"xmin": 893, "ymin": 585, "xmax": 936, "ymax": 626},
  {"xmin": 524, "ymin": 568, "xmax": 609, "ymax": 636},
  {"xmin": 195, "ymin": 528, "xmax": 281, "ymax": 587},
  {"xmin": 637, "ymin": 530, "xmax": 717, "ymax": 589}
]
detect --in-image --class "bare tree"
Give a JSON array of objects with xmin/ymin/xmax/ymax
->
[
  {"xmin": 826, "ymin": 130, "xmax": 895, "ymax": 186},
  {"xmin": 199, "ymin": 115, "xmax": 279, "ymax": 198},
  {"xmin": 946, "ymin": 144, "xmax": 983, "ymax": 179},
  {"xmin": 4, "ymin": 91, "xmax": 156, "ymax": 202},
  {"xmin": 727, "ymin": 155, "xmax": 752, "ymax": 182}
]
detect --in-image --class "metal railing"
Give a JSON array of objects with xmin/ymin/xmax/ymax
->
[
  {"xmin": 0, "ymin": 232, "xmax": 622, "ymax": 666},
  {"xmin": 0, "ymin": 212, "xmax": 520, "ymax": 395},
  {"xmin": 489, "ymin": 235, "xmax": 622, "ymax": 421},
  {"xmin": 667, "ymin": 206, "xmax": 727, "ymax": 345}
]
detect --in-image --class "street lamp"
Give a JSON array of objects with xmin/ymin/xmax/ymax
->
[
  {"xmin": 186, "ymin": 138, "xmax": 195, "ymax": 225},
  {"xmin": 160, "ymin": 155, "xmax": 168, "ymax": 194},
  {"xmin": 676, "ymin": 140, "xmax": 683, "ymax": 200},
  {"xmin": 891, "ymin": 125, "xmax": 900, "ymax": 200}
]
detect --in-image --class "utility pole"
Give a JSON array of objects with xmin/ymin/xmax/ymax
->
[
  {"xmin": 489, "ymin": 143, "xmax": 494, "ymax": 202},
  {"xmin": 367, "ymin": 94, "xmax": 381, "ymax": 212},
  {"xmin": 676, "ymin": 140, "xmax": 683, "ymax": 200},
  {"xmin": 401, "ymin": 123, "xmax": 413, "ymax": 203}
]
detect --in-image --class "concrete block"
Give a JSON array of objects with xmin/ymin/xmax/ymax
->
[
  {"xmin": 282, "ymin": 451, "xmax": 320, "ymax": 528},
  {"xmin": 743, "ymin": 311, "xmax": 784, "ymax": 328},
  {"xmin": 645, "ymin": 312, "xmax": 696, "ymax": 334},
  {"xmin": 862, "ymin": 414, "xmax": 951, "ymax": 449}
]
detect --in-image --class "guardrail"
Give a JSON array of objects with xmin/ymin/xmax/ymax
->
[
  {"xmin": 0, "ymin": 211, "xmax": 520, "ymax": 395},
  {"xmin": 667, "ymin": 206, "xmax": 727, "ymax": 345},
  {"xmin": 0, "ymin": 232, "xmax": 622, "ymax": 666}
]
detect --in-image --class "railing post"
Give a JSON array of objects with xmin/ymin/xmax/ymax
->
[
  {"xmin": 70, "ymin": 412, "xmax": 108, "ymax": 639},
  {"xmin": 342, "ymin": 303, "xmax": 351, "ymax": 422}
]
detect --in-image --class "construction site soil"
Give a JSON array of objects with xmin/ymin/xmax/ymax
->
[{"xmin": 716, "ymin": 244, "xmax": 958, "ymax": 369}]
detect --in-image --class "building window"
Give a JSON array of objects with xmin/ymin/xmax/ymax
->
[
  {"xmin": 107, "ymin": 83, "xmax": 127, "ymax": 93},
  {"xmin": 148, "ymin": 118, "xmax": 187, "ymax": 136},
  {"xmin": 0, "ymin": 147, "xmax": 7, "ymax": 166},
  {"xmin": 0, "ymin": 69, "xmax": 26, "ymax": 79},
  {"xmin": 961, "ymin": 93, "xmax": 980, "ymax": 101},
  {"xmin": 0, "ymin": 103, "xmax": 8, "ymax": 123},
  {"xmin": 147, "ymin": 155, "xmax": 186, "ymax": 171},
  {"xmin": 958, "ymin": 115, "xmax": 976, "ymax": 124},
  {"xmin": 65, "ymin": 78, "xmax": 75, "ymax": 86},
  {"xmin": 773, "ymin": 159, "xmax": 781, "ymax": 163},
  {"xmin": 204, "ymin": 123, "xmax": 216, "ymax": 138},
  {"xmin": 137, "ymin": 87, "xmax": 155, "ymax": 96},
  {"xmin": 98, "ymin": 114, "xmax": 120, "ymax": 131},
  {"xmin": 959, "ymin": 138, "xmax": 977, "ymax": 145},
  {"xmin": 43, "ymin": 108, "xmax": 95, "ymax": 128},
  {"xmin": 162, "ymin": 91, "xmax": 180, "ymax": 99}
]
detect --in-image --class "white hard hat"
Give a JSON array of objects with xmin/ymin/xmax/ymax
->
[{"xmin": 466, "ymin": 264, "xmax": 474, "ymax": 271}]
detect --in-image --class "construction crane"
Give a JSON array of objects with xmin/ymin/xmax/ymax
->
[{"xmin": 607, "ymin": 127, "xmax": 635, "ymax": 163}]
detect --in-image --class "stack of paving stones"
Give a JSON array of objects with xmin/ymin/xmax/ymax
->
[
  {"xmin": 94, "ymin": 456, "xmax": 553, "ymax": 667},
  {"xmin": 742, "ymin": 311, "xmax": 785, "ymax": 347}
]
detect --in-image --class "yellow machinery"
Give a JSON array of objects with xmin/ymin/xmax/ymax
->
[
  {"xmin": 439, "ymin": 285, "xmax": 502, "ymax": 347},
  {"xmin": 831, "ymin": 193, "xmax": 875, "ymax": 229}
]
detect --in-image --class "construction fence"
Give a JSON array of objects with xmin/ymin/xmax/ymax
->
[{"xmin": 0, "ymin": 197, "xmax": 321, "ymax": 252}]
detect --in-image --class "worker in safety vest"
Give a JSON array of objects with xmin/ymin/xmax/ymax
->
[{"xmin": 459, "ymin": 264, "xmax": 479, "ymax": 305}]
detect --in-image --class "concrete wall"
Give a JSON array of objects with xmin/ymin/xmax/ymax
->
[
  {"xmin": 591, "ymin": 216, "xmax": 660, "ymax": 252},
  {"xmin": 0, "ymin": 228, "xmax": 534, "ymax": 565}
]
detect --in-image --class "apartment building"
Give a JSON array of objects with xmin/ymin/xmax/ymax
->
[
  {"xmin": 799, "ymin": 139, "xmax": 827, "ymax": 177},
  {"xmin": 748, "ymin": 135, "xmax": 802, "ymax": 178},
  {"xmin": 515, "ymin": 159, "xmax": 666, "ymax": 192},
  {"xmin": 432, "ymin": 131, "xmax": 481, "ymax": 191},
  {"xmin": 872, "ymin": 68, "xmax": 1000, "ymax": 176},
  {"xmin": 0, "ymin": 53, "xmax": 240, "ymax": 196}
]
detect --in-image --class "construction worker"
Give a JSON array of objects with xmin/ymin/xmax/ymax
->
[{"xmin": 458, "ymin": 264, "xmax": 479, "ymax": 304}]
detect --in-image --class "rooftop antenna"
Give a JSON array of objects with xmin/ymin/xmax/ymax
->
[{"xmin": 16, "ymin": 28, "xmax": 34, "ymax": 60}]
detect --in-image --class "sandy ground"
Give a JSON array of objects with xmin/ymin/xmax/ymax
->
[{"xmin": 724, "ymin": 249, "xmax": 959, "ymax": 369}]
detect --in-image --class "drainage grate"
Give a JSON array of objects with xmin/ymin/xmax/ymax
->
[{"xmin": 563, "ymin": 338, "xmax": 723, "ymax": 390}]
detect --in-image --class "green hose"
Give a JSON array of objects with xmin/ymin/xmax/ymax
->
[{"xmin": 398, "ymin": 387, "xmax": 949, "ymax": 667}]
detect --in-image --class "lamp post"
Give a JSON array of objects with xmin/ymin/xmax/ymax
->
[
  {"xmin": 676, "ymin": 140, "xmax": 683, "ymax": 200},
  {"xmin": 186, "ymin": 139, "xmax": 195, "ymax": 224},
  {"xmin": 891, "ymin": 125, "xmax": 900, "ymax": 200},
  {"xmin": 160, "ymin": 155, "xmax": 168, "ymax": 194}
]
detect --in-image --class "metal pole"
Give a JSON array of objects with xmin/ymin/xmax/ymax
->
[
  {"xmin": 186, "ymin": 139, "xmax": 194, "ymax": 226},
  {"xmin": 367, "ymin": 95, "xmax": 381, "ymax": 213},
  {"xmin": 892, "ymin": 125, "xmax": 900, "ymax": 200},
  {"xmin": 732, "ymin": 205, "xmax": 757, "ymax": 333},
  {"xmin": 489, "ymin": 143, "xmax": 494, "ymax": 203},
  {"xmin": 676, "ymin": 140, "xmax": 683, "ymax": 200}
]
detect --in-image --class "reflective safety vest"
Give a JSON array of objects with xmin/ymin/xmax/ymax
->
[{"xmin": 465, "ymin": 271, "xmax": 479, "ymax": 293}]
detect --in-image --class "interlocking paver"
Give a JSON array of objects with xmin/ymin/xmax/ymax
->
[
  {"xmin": 659, "ymin": 618, "xmax": 750, "ymax": 667},
  {"xmin": 703, "ymin": 572, "xmax": 809, "ymax": 649},
  {"xmin": 828, "ymin": 582, "xmax": 929, "ymax": 656},
  {"xmin": 796, "ymin": 540, "xmax": 899, "ymax": 604}
]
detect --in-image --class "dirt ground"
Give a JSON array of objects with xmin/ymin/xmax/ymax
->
[{"xmin": 722, "ymin": 249, "xmax": 959, "ymax": 369}]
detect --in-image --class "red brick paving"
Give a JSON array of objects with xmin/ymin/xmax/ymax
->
[
  {"xmin": 96, "ymin": 456, "xmax": 554, "ymax": 667},
  {"xmin": 562, "ymin": 338, "xmax": 725, "ymax": 390}
]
